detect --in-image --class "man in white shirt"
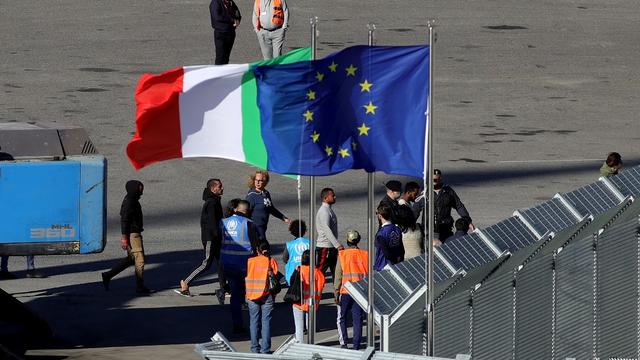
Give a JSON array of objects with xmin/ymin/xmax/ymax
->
[{"xmin": 315, "ymin": 187, "xmax": 343, "ymax": 283}]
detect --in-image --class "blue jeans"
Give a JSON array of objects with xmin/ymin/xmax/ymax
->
[
  {"xmin": 248, "ymin": 294, "xmax": 274, "ymax": 353},
  {"xmin": 225, "ymin": 268, "xmax": 246, "ymax": 328}
]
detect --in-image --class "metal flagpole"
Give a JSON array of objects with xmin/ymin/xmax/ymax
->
[
  {"xmin": 366, "ymin": 22, "xmax": 377, "ymax": 349},
  {"xmin": 297, "ymin": 176, "xmax": 302, "ymax": 233},
  {"xmin": 307, "ymin": 16, "xmax": 318, "ymax": 345},
  {"xmin": 425, "ymin": 20, "xmax": 436, "ymax": 357}
]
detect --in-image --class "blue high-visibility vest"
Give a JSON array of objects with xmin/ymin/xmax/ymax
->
[
  {"xmin": 220, "ymin": 215, "xmax": 253, "ymax": 271},
  {"xmin": 284, "ymin": 237, "xmax": 310, "ymax": 285}
]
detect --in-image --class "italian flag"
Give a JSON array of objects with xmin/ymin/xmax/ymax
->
[{"xmin": 127, "ymin": 48, "xmax": 311, "ymax": 170}]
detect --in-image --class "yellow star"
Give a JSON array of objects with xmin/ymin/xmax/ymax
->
[
  {"xmin": 303, "ymin": 110, "xmax": 314, "ymax": 122},
  {"xmin": 351, "ymin": 140, "xmax": 358, "ymax": 150},
  {"xmin": 324, "ymin": 145, "xmax": 333, "ymax": 156},
  {"xmin": 359, "ymin": 79, "xmax": 373, "ymax": 92},
  {"xmin": 345, "ymin": 64, "xmax": 357, "ymax": 76},
  {"xmin": 306, "ymin": 89, "xmax": 316, "ymax": 101},
  {"xmin": 357, "ymin": 122, "xmax": 370, "ymax": 136},
  {"xmin": 315, "ymin": 71, "xmax": 325, "ymax": 82},
  {"xmin": 310, "ymin": 131, "xmax": 320, "ymax": 143},
  {"xmin": 363, "ymin": 101, "xmax": 377, "ymax": 115},
  {"xmin": 328, "ymin": 61, "xmax": 338, "ymax": 72},
  {"xmin": 338, "ymin": 148, "xmax": 350, "ymax": 158}
]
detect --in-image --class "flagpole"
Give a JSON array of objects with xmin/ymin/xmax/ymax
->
[
  {"xmin": 425, "ymin": 20, "xmax": 436, "ymax": 357},
  {"xmin": 366, "ymin": 22, "xmax": 377, "ymax": 350},
  {"xmin": 307, "ymin": 15, "xmax": 318, "ymax": 346}
]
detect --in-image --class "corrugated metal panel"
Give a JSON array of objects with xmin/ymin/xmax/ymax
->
[
  {"xmin": 436, "ymin": 232, "xmax": 496, "ymax": 272},
  {"xmin": 276, "ymin": 343, "xmax": 364, "ymax": 360},
  {"xmin": 434, "ymin": 289, "xmax": 472, "ymax": 358},
  {"xmin": 371, "ymin": 352, "xmax": 459, "ymax": 360},
  {"xmin": 596, "ymin": 210, "xmax": 640, "ymax": 359},
  {"xmin": 482, "ymin": 217, "xmax": 538, "ymax": 254},
  {"xmin": 199, "ymin": 351, "xmax": 297, "ymax": 360},
  {"xmin": 514, "ymin": 254, "xmax": 554, "ymax": 360},
  {"xmin": 608, "ymin": 166, "xmax": 640, "ymax": 198},
  {"xmin": 471, "ymin": 270, "xmax": 515, "ymax": 360},
  {"xmin": 518, "ymin": 197, "xmax": 579, "ymax": 235},
  {"xmin": 562, "ymin": 181, "xmax": 620, "ymax": 217},
  {"xmin": 554, "ymin": 233, "xmax": 596, "ymax": 360},
  {"xmin": 392, "ymin": 255, "xmax": 426, "ymax": 290},
  {"xmin": 387, "ymin": 295, "xmax": 426, "ymax": 355}
]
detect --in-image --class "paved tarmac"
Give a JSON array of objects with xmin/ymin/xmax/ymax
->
[{"xmin": 1, "ymin": 0, "xmax": 639, "ymax": 358}]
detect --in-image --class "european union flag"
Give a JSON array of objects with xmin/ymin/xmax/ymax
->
[{"xmin": 253, "ymin": 45, "xmax": 429, "ymax": 178}]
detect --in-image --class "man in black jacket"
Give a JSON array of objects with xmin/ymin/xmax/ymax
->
[
  {"xmin": 378, "ymin": 180, "xmax": 402, "ymax": 225},
  {"xmin": 427, "ymin": 169, "xmax": 475, "ymax": 245},
  {"xmin": 102, "ymin": 180, "xmax": 152, "ymax": 294},
  {"xmin": 210, "ymin": 0, "xmax": 241, "ymax": 65},
  {"xmin": 175, "ymin": 179, "xmax": 226, "ymax": 300}
]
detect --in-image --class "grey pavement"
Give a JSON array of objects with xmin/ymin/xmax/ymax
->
[{"xmin": 1, "ymin": 0, "xmax": 639, "ymax": 359}]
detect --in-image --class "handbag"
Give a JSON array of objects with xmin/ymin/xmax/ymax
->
[
  {"xmin": 283, "ymin": 267, "xmax": 302, "ymax": 304},
  {"xmin": 267, "ymin": 257, "xmax": 281, "ymax": 295}
]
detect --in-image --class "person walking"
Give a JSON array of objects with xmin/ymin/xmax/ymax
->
[
  {"xmin": 246, "ymin": 241, "xmax": 278, "ymax": 353},
  {"xmin": 291, "ymin": 250, "xmax": 324, "ymax": 343},
  {"xmin": 102, "ymin": 180, "xmax": 153, "ymax": 294},
  {"xmin": 175, "ymin": 179, "xmax": 226, "ymax": 302},
  {"xmin": 209, "ymin": 0, "xmax": 241, "ymax": 65},
  {"xmin": 316, "ymin": 188, "xmax": 343, "ymax": 283},
  {"xmin": 374, "ymin": 203, "xmax": 404, "ymax": 271},
  {"xmin": 252, "ymin": 0, "xmax": 289, "ymax": 60},
  {"xmin": 246, "ymin": 170, "xmax": 290, "ymax": 242},
  {"xmin": 282, "ymin": 220, "xmax": 309, "ymax": 286},
  {"xmin": 334, "ymin": 230, "xmax": 368, "ymax": 350},
  {"xmin": 221, "ymin": 200, "xmax": 259, "ymax": 333}
]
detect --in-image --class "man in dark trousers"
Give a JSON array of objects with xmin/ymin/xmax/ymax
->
[
  {"xmin": 378, "ymin": 180, "xmax": 402, "ymax": 225},
  {"xmin": 429, "ymin": 169, "xmax": 474, "ymax": 245},
  {"xmin": 374, "ymin": 203, "xmax": 404, "ymax": 271},
  {"xmin": 176, "ymin": 179, "xmax": 226, "ymax": 302},
  {"xmin": 102, "ymin": 180, "xmax": 153, "ymax": 294},
  {"xmin": 210, "ymin": 0, "xmax": 241, "ymax": 65}
]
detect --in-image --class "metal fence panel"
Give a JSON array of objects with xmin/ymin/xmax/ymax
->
[
  {"xmin": 608, "ymin": 166, "xmax": 640, "ymax": 198},
  {"xmin": 471, "ymin": 270, "xmax": 515, "ymax": 360},
  {"xmin": 514, "ymin": 254, "xmax": 554, "ymax": 360},
  {"xmin": 554, "ymin": 233, "xmax": 595, "ymax": 360},
  {"xmin": 388, "ymin": 297, "xmax": 427, "ymax": 355},
  {"xmin": 436, "ymin": 232, "xmax": 496, "ymax": 272},
  {"xmin": 434, "ymin": 289, "xmax": 472, "ymax": 359},
  {"xmin": 596, "ymin": 212, "xmax": 640, "ymax": 359}
]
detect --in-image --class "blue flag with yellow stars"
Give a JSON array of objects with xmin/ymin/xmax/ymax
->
[{"xmin": 253, "ymin": 45, "xmax": 429, "ymax": 178}]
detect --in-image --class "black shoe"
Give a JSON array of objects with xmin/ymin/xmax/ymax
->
[
  {"xmin": 101, "ymin": 273, "xmax": 110, "ymax": 291},
  {"xmin": 340, "ymin": 345, "xmax": 349, "ymax": 349},
  {"xmin": 26, "ymin": 270, "xmax": 47, "ymax": 278},
  {"xmin": 136, "ymin": 287, "xmax": 155, "ymax": 295},
  {"xmin": 0, "ymin": 271, "xmax": 17, "ymax": 280}
]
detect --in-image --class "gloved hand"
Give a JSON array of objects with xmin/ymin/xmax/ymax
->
[{"xmin": 120, "ymin": 235, "xmax": 130, "ymax": 250}]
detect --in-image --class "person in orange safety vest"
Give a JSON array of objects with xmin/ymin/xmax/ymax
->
[
  {"xmin": 334, "ymin": 230, "xmax": 368, "ymax": 350},
  {"xmin": 292, "ymin": 250, "xmax": 325, "ymax": 343},
  {"xmin": 245, "ymin": 241, "xmax": 278, "ymax": 353}
]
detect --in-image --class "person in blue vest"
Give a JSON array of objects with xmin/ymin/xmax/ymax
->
[
  {"xmin": 220, "ymin": 199, "xmax": 260, "ymax": 334},
  {"xmin": 282, "ymin": 219, "xmax": 309, "ymax": 285}
]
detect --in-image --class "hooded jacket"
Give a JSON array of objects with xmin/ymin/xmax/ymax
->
[
  {"xmin": 121, "ymin": 180, "xmax": 144, "ymax": 235},
  {"xmin": 200, "ymin": 187, "xmax": 223, "ymax": 238}
]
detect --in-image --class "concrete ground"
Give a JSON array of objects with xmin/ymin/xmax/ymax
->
[{"xmin": 0, "ymin": 0, "xmax": 639, "ymax": 358}]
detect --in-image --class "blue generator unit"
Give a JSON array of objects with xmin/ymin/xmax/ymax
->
[{"xmin": 0, "ymin": 122, "xmax": 106, "ymax": 255}]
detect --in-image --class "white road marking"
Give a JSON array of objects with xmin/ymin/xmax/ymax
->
[{"xmin": 498, "ymin": 159, "xmax": 602, "ymax": 163}]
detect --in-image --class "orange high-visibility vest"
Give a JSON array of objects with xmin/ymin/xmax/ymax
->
[
  {"xmin": 245, "ymin": 255, "xmax": 279, "ymax": 300},
  {"xmin": 254, "ymin": 0, "xmax": 284, "ymax": 30},
  {"xmin": 293, "ymin": 265, "xmax": 325, "ymax": 312},
  {"xmin": 338, "ymin": 248, "xmax": 368, "ymax": 294}
]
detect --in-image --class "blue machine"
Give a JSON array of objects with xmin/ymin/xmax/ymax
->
[{"xmin": 0, "ymin": 123, "xmax": 106, "ymax": 255}]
